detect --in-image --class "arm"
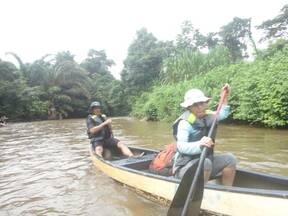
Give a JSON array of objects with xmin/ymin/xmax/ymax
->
[
  {"xmin": 218, "ymin": 105, "xmax": 230, "ymax": 121},
  {"xmin": 218, "ymin": 83, "xmax": 231, "ymax": 121},
  {"xmin": 207, "ymin": 105, "xmax": 230, "ymax": 121}
]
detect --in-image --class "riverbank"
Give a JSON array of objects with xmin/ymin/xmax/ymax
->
[{"xmin": 131, "ymin": 44, "xmax": 288, "ymax": 128}]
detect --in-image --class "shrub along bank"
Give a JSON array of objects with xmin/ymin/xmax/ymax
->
[{"xmin": 132, "ymin": 47, "xmax": 288, "ymax": 128}]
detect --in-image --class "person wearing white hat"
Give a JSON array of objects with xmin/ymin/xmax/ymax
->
[{"xmin": 172, "ymin": 84, "xmax": 236, "ymax": 186}]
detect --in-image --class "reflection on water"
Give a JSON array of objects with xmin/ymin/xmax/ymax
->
[{"xmin": 0, "ymin": 118, "xmax": 287, "ymax": 215}]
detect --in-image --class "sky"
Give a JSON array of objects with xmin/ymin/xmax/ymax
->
[{"xmin": 0, "ymin": 0, "xmax": 287, "ymax": 79}]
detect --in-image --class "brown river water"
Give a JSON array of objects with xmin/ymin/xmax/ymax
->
[{"xmin": 0, "ymin": 117, "xmax": 287, "ymax": 216}]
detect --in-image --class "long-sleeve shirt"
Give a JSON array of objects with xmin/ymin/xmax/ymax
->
[{"xmin": 176, "ymin": 105, "xmax": 230, "ymax": 156}]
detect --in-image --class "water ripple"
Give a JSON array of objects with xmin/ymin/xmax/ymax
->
[{"xmin": 0, "ymin": 119, "xmax": 167, "ymax": 216}]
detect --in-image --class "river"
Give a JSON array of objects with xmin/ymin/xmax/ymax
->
[{"xmin": 0, "ymin": 117, "xmax": 287, "ymax": 215}]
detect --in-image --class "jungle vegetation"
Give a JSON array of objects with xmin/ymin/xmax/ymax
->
[{"xmin": 1, "ymin": 4, "xmax": 287, "ymax": 127}]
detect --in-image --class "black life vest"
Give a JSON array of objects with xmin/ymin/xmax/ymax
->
[{"xmin": 87, "ymin": 114, "xmax": 112, "ymax": 142}]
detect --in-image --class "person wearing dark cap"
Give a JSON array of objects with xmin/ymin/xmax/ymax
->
[{"xmin": 86, "ymin": 101, "xmax": 134, "ymax": 158}]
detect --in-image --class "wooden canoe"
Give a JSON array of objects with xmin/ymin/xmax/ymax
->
[{"xmin": 90, "ymin": 146, "xmax": 288, "ymax": 216}]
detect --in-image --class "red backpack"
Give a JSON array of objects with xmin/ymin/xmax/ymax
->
[{"xmin": 149, "ymin": 143, "xmax": 177, "ymax": 176}]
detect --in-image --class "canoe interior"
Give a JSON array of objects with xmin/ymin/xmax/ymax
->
[
  {"xmin": 103, "ymin": 147, "xmax": 157, "ymax": 172},
  {"xmin": 101, "ymin": 146, "xmax": 288, "ymax": 192}
]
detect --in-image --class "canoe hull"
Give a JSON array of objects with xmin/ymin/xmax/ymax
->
[{"xmin": 90, "ymin": 148, "xmax": 288, "ymax": 216}]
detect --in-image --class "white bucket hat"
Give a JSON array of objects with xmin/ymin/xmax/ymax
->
[{"xmin": 180, "ymin": 89, "xmax": 210, "ymax": 108}]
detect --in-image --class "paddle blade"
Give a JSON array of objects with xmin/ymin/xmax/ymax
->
[{"xmin": 167, "ymin": 163, "xmax": 204, "ymax": 216}]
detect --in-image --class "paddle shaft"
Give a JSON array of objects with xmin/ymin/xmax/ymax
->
[{"xmin": 181, "ymin": 88, "xmax": 228, "ymax": 216}]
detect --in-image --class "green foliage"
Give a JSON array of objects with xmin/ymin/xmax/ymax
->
[
  {"xmin": 1, "ymin": 7, "xmax": 287, "ymax": 126},
  {"xmin": 121, "ymin": 28, "xmax": 172, "ymax": 95},
  {"xmin": 81, "ymin": 49, "xmax": 129, "ymax": 116},
  {"xmin": 89, "ymin": 78, "xmax": 130, "ymax": 116},
  {"xmin": 20, "ymin": 86, "xmax": 49, "ymax": 120},
  {"xmin": 160, "ymin": 49, "xmax": 205, "ymax": 83},
  {"xmin": 24, "ymin": 100, "xmax": 49, "ymax": 119},
  {"xmin": 206, "ymin": 45, "xmax": 232, "ymax": 67},
  {"xmin": 257, "ymin": 4, "xmax": 288, "ymax": 42},
  {"xmin": 0, "ymin": 70, "xmax": 48, "ymax": 120},
  {"xmin": 106, "ymin": 80, "xmax": 130, "ymax": 116},
  {"xmin": 0, "ymin": 76, "xmax": 26, "ymax": 119},
  {"xmin": 55, "ymin": 51, "xmax": 75, "ymax": 63},
  {"xmin": 81, "ymin": 49, "xmax": 115, "ymax": 76},
  {"xmin": 176, "ymin": 21, "xmax": 205, "ymax": 50},
  {"xmin": 0, "ymin": 60, "xmax": 20, "ymax": 81},
  {"xmin": 132, "ymin": 47, "xmax": 288, "ymax": 127},
  {"xmin": 160, "ymin": 46, "xmax": 232, "ymax": 83},
  {"xmin": 257, "ymin": 39, "xmax": 288, "ymax": 59},
  {"xmin": 231, "ymin": 48, "xmax": 288, "ymax": 127},
  {"xmin": 176, "ymin": 21, "xmax": 219, "ymax": 50},
  {"xmin": 219, "ymin": 17, "xmax": 252, "ymax": 61},
  {"xmin": 0, "ymin": 49, "xmax": 128, "ymax": 121},
  {"xmin": 32, "ymin": 53, "xmax": 92, "ymax": 119}
]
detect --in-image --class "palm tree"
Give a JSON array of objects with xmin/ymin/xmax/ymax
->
[
  {"xmin": 6, "ymin": 51, "xmax": 91, "ymax": 119},
  {"xmin": 45, "ymin": 52, "xmax": 91, "ymax": 119}
]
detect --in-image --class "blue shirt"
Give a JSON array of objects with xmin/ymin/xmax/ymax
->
[{"xmin": 176, "ymin": 105, "xmax": 230, "ymax": 155}]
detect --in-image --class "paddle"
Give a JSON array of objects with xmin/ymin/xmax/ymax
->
[{"xmin": 168, "ymin": 86, "xmax": 228, "ymax": 216}]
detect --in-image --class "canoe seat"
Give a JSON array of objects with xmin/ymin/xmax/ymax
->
[{"xmin": 112, "ymin": 153, "xmax": 156, "ymax": 167}]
